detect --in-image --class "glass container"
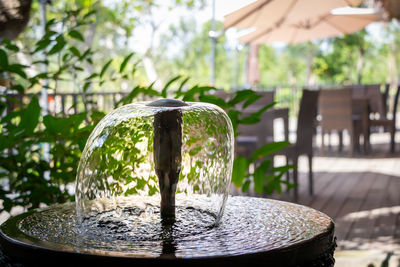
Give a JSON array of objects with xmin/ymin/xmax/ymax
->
[{"xmin": 75, "ymin": 99, "xmax": 234, "ymax": 237}]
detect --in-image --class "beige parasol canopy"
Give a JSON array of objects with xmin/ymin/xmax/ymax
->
[
  {"xmin": 238, "ymin": 8, "xmax": 383, "ymax": 44},
  {"xmin": 223, "ymin": 0, "xmax": 362, "ymax": 30}
]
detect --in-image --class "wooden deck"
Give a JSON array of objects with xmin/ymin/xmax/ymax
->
[{"xmin": 268, "ymin": 133, "xmax": 400, "ymax": 266}]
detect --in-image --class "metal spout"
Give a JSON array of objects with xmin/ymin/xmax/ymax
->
[{"xmin": 148, "ymin": 99, "xmax": 188, "ymax": 224}]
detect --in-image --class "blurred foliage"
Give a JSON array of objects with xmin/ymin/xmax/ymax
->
[
  {"xmin": 0, "ymin": 6, "xmax": 291, "ymax": 213},
  {"xmin": 9, "ymin": 0, "xmax": 399, "ymax": 92},
  {"xmin": 155, "ymin": 18, "xmax": 242, "ymax": 89},
  {"xmin": 156, "ymin": 18, "xmax": 400, "ymax": 89},
  {"xmin": 313, "ymin": 24, "xmax": 400, "ymax": 86}
]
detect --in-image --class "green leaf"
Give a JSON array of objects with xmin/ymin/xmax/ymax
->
[
  {"xmin": 85, "ymin": 73, "xmax": 98, "ymax": 80},
  {"xmin": 31, "ymin": 72, "xmax": 49, "ymax": 80},
  {"xmin": 119, "ymin": 52, "xmax": 134, "ymax": 73},
  {"xmin": 34, "ymin": 39, "xmax": 51, "ymax": 53},
  {"xmin": 242, "ymin": 180, "xmax": 251, "ymax": 192},
  {"xmin": 232, "ymin": 156, "xmax": 248, "ymax": 187},
  {"xmin": 18, "ymin": 97, "xmax": 41, "ymax": 135},
  {"xmin": 6, "ymin": 64, "xmax": 28, "ymax": 79},
  {"xmin": 2, "ymin": 39, "xmax": 19, "ymax": 52},
  {"xmin": 10, "ymin": 84, "xmax": 25, "ymax": 93},
  {"xmin": 79, "ymin": 48, "xmax": 91, "ymax": 60},
  {"xmin": 83, "ymin": 81, "xmax": 91, "ymax": 92},
  {"xmin": 45, "ymin": 18, "xmax": 56, "ymax": 30},
  {"xmin": 239, "ymin": 102, "xmax": 276, "ymax": 125},
  {"xmin": 199, "ymin": 94, "xmax": 228, "ymax": 108},
  {"xmin": 189, "ymin": 146, "xmax": 201, "ymax": 156},
  {"xmin": 253, "ymin": 172, "xmax": 265, "ymax": 194},
  {"xmin": 48, "ymin": 35, "xmax": 66, "ymax": 55},
  {"xmin": 239, "ymin": 115, "xmax": 260, "ymax": 125},
  {"xmin": 73, "ymin": 66, "xmax": 84, "ymax": 71},
  {"xmin": 229, "ymin": 90, "xmax": 259, "ymax": 106},
  {"xmin": 176, "ymin": 77, "xmax": 190, "ymax": 97},
  {"xmin": 227, "ymin": 109, "xmax": 241, "ymax": 135},
  {"xmin": 271, "ymin": 165, "xmax": 296, "ymax": 173},
  {"xmin": 100, "ymin": 59, "xmax": 113, "ymax": 78},
  {"xmin": 161, "ymin": 75, "xmax": 181, "ymax": 98},
  {"xmin": 257, "ymin": 159, "xmax": 272, "ymax": 173},
  {"xmin": 250, "ymin": 141, "xmax": 290, "ymax": 162},
  {"xmin": 68, "ymin": 30, "xmax": 84, "ymax": 41},
  {"xmin": 83, "ymin": 10, "xmax": 96, "ymax": 19},
  {"xmin": 32, "ymin": 60, "xmax": 49, "ymax": 65},
  {"xmin": 62, "ymin": 53, "xmax": 71, "ymax": 62},
  {"xmin": 69, "ymin": 47, "xmax": 80, "ymax": 57},
  {"xmin": 124, "ymin": 187, "xmax": 138, "ymax": 196},
  {"xmin": 43, "ymin": 113, "xmax": 86, "ymax": 136},
  {"xmin": 253, "ymin": 160, "xmax": 272, "ymax": 194},
  {"xmin": 181, "ymin": 85, "xmax": 214, "ymax": 102},
  {"xmin": 0, "ymin": 49, "xmax": 8, "ymax": 68},
  {"xmin": 43, "ymin": 30, "xmax": 58, "ymax": 39},
  {"xmin": 243, "ymin": 93, "xmax": 262, "ymax": 109}
]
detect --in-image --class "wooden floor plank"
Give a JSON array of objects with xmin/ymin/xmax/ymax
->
[
  {"xmin": 320, "ymin": 172, "xmax": 363, "ymax": 219},
  {"xmin": 332, "ymin": 172, "xmax": 376, "ymax": 243},
  {"xmin": 310, "ymin": 172, "xmax": 356, "ymax": 215},
  {"xmin": 298, "ymin": 171, "xmax": 337, "ymax": 207},
  {"xmin": 344, "ymin": 173, "xmax": 391, "ymax": 248},
  {"xmin": 369, "ymin": 176, "xmax": 400, "ymax": 250},
  {"xmin": 265, "ymin": 137, "xmax": 400, "ymax": 254},
  {"xmin": 395, "ymin": 213, "xmax": 400, "ymax": 244}
]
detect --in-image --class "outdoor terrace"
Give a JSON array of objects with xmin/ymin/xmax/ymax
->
[{"xmin": 271, "ymin": 132, "xmax": 400, "ymax": 266}]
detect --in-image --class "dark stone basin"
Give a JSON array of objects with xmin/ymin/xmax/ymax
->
[{"xmin": 0, "ymin": 196, "xmax": 335, "ymax": 266}]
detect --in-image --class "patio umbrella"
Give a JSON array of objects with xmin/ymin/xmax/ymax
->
[
  {"xmin": 238, "ymin": 7, "xmax": 383, "ymax": 44},
  {"xmin": 223, "ymin": 0, "xmax": 362, "ymax": 30},
  {"xmin": 381, "ymin": 0, "xmax": 400, "ymax": 19},
  {"xmin": 247, "ymin": 43, "xmax": 260, "ymax": 85}
]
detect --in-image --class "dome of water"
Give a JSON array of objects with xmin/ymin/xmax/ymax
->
[{"xmin": 75, "ymin": 99, "xmax": 234, "ymax": 238}]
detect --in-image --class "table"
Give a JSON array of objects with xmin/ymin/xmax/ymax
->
[{"xmin": 0, "ymin": 197, "xmax": 335, "ymax": 267}]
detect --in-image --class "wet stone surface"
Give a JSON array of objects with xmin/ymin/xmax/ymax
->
[{"xmin": 17, "ymin": 196, "xmax": 332, "ymax": 258}]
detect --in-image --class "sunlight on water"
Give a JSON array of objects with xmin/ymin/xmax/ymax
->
[{"xmin": 18, "ymin": 197, "xmax": 332, "ymax": 258}]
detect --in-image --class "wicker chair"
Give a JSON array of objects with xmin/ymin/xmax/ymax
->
[
  {"xmin": 368, "ymin": 84, "xmax": 400, "ymax": 153},
  {"xmin": 276, "ymin": 89, "xmax": 319, "ymax": 199},
  {"xmin": 319, "ymin": 88, "xmax": 361, "ymax": 155}
]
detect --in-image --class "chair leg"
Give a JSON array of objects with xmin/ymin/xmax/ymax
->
[
  {"xmin": 362, "ymin": 129, "xmax": 368, "ymax": 155},
  {"xmin": 338, "ymin": 130, "xmax": 343, "ymax": 152},
  {"xmin": 321, "ymin": 130, "xmax": 325, "ymax": 155},
  {"xmin": 390, "ymin": 125, "xmax": 395, "ymax": 153},
  {"xmin": 285, "ymin": 155, "xmax": 290, "ymax": 190},
  {"xmin": 353, "ymin": 127, "xmax": 361, "ymax": 154},
  {"xmin": 308, "ymin": 153, "xmax": 313, "ymax": 196},
  {"xmin": 366, "ymin": 126, "xmax": 371, "ymax": 153},
  {"xmin": 349, "ymin": 129, "xmax": 355, "ymax": 155},
  {"xmin": 293, "ymin": 156, "xmax": 298, "ymax": 201}
]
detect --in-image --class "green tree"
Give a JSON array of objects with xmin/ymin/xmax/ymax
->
[
  {"xmin": 313, "ymin": 30, "xmax": 374, "ymax": 85},
  {"xmin": 154, "ymin": 19, "xmax": 242, "ymax": 90}
]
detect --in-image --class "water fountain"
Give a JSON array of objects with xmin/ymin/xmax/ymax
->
[{"xmin": 0, "ymin": 99, "xmax": 336, "ymax": 266}]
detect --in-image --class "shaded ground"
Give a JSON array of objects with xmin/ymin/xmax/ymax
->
[{"xmin": 269, "ymin": 131, "xmax": 400, "ymax": 267}]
